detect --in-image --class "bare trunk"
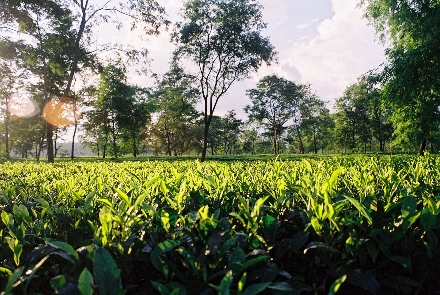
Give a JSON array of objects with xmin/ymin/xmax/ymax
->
[
  {"xmin": 5, "ymin": 96, "xmax": 10, "ymax": 158},
  {"xmin": 71, "ymin": 120, "xmax": 77, "ymax": 160},
  {"xmin": 132, "ymin": 130, "xmax": 137, "ymax": 157},
  {"xmin": 37, "ymin": 131, "xmax": 44, "ymax": 161},
  {"xmin": 166, "ymin": 130, "xmax": 172, "ymax": 156},
  {"xmin": 111, "ymin": 119, "xmax": 117, "ymax": 158},
  {"xmin": 296, "ymin": 127, "xmax": 304, "ymax": 154},
  {"xmin": 201, "ymin": 114, "xmax": 212, "ymax": 162},
  {"xmin": 47, "ymin": 123, "xmax": 54, "ymax": 162},
  {"xmin": 419, "ymin": 137, "xmax": 427, "ymax": 156},
  {"xmin": 273, "ymin": 125, "xmax": 278, "ymax": 155},
  {"xmin": 313, "ymin": 128, "xmax": 317, "ymax": 154},
  {"xmin": 53, "ymin": 130, "xmax": 58, "ymax": 158}
]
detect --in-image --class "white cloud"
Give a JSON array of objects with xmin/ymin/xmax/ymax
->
[
  {"xmin": 260, "ymin": 0, "xmax": 289, "ymax": 26},
  {"xmin": 285, "ymin": 0, "xmax": 385, "ymax": 104},
  {"xmin": 297, "ymin": 18, "xmax": 321, "ymax": 29},
  {"xmin": 297, "ymin": 23, "xmax": 311, "ymax": 29}
]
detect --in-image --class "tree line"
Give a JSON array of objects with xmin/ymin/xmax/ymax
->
[{"xmin": 1, "ymin": 0, "xmax": 440, "ymax": 161}]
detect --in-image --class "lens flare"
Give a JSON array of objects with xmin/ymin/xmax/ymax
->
[
  {"xmin": 42, "ymin": 97, "xmax": 75, "ymax": 127},
  {"xmin": 8, "ymin": 96, "xmax": 40, "ymax": 118}
]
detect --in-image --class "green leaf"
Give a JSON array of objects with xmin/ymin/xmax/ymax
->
[
  {"xmin": 47, "ymin": 241, "xmax": 79, "ymax": 260},
  {"xmin": 251, "ymin": 196, "xmax": 269, "ymax": 218},
  {"xmin": 342, "ymin": 195, "xmax": 373, "ymax": 225},
  {"xmin": 113, "ymin": 187, "xmax": 131, "ymax": 206},
  {"xmin": 420, "ymin": 208, "xmax": 436, "ymax": 231},
  {"xmin": 401, "ymin": 197, "xmax": 416, "ymax": 218},
  {"xmin": 150, "ymin": 281, "xmax": 171, "ymax": 295},
  {"xmin": 1, "ymin": 211, "xmax": 13, "ymax": 227},
  {"xmin": 134, "ymin": 191, "xmax": 149, "ymax": 208},
  {"xmin": 239, "ymin": 255, "xmax": 269, "ymax": 273},
  {"xmin": 267, "ymin": 282, "xmax": 294, "ymax": 291},
  {"xmin": 78, "ymin": 268, "xmax": 94, "ymax": 295},
  {"xmin": 328, "ymin": 274, "xmax": 347, "ymax": 295},
  {"xmin": 329, "ymin": 167, "xmax": 344, "ymax": 189},
  {"xmin": 346, "ymin": 269, "xmax": 379, "ymax": 295},
  {"xmin": 304, "ymin": 242, "xmax": 339, "ymax": 254},
  {"xmin": 228, "ymin": 247, "xmax": 246, "ymax": 273},
  {"xmin": 311, "ymin": 217, "xmax": 322, "ymax": 234},
  {"xmin": 389, "ymin": 274, "xmax": 422, "ymax": 287},
  {"xmin": 50, "ymin": 275, "xmax": 66, "ymax": 291},
  {"xmin": 390, "ymin": 255, "xmax": 412, "ymax": 273},
  {"xmin": 241, "ymin": 283, "xmax": 271, "ymax": 295},
  {"xmin": 93, "ymin": 247, "xmax": 124, "ymax": 295},
  {"xmin": 97, "ymin": 198, "xmax": 114, "ymax": 208},
  {"xmin": 0, "ymin": 267, "xmax": 12, "ymax": 277},
  {"xmin": 366, "ymin": 240, "xmax": 379, "ymax": 263},
  {"xmin": 151, "ymin": 240, "xmax": 181, "ymax": 279},
  {"xmin": 291, "ymin": 231, "xmax": 309, "ymax": 250},
  {"xmin": 219, "ymin": 271, "xmax": 233, "ymax": 295},
  {"xmin": 84, "ymin": 191, "xmax": 96, "ymax": 209},
  {"xmin": 4, "ymin": 267, "xmax": 24, "ymax": 295}
]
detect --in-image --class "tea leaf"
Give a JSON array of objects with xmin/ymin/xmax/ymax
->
[
  {"xmin": 241, "ymin": 283, "xmax": 271, "ymax": 295},
  {"xmin": 342, "ymin": 195, "xmax": 373, "ymax": 225},
  {"xmin": 47, "ymin": 241, "xmax": 79, "ymax": 260},
  {"xmin": 78, "ymin": 268, "xmax": 94, "ymax": 295},
  {"xmin": 151, "ymin": 240, "xmax": 181, "ymax": 279},
  {"xmin": 328, "ymin": 274, "xmax": 347, "ymax": 295},
  {"xmin": 93, "ymin": 247, "xmax": 124, "ymax": 295},
  {"xmin": 50, "ymin": 275, "xmax": 66, "ymax": 290},
  {"xmin": 219, "ymin": 270, "xmax": 233, "ymax": 295}
]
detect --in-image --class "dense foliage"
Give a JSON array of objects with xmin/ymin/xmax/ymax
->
[{"xmin": 1, "ymin": 156, "xmax": 440, "ymax": 294}]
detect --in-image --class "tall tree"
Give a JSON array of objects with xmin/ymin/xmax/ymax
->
[
  {"xmin": 173, "ymin": 0, "xmax": 276, "ymax": 161},
  {"xmin": 117, "ymin": 87, "xmax": 154, "ymax": 157},
  {"xmin": 300, "ymin": 98, "xmax": 333, "ymax": 154},
  {"xmin": 148, "ymin": 65, "xmax": 200, "ymax": 156},
  {"xmin": 359, "ymin": 0, "xmax": 440, "ymax": 155},
  {"xmin": 221, "ymin": 110, "xmax": 243, "ymax": 155},
  {"xmin": 245, "ymin": 75, "xmax": 303, "ymax": 155},
  {"xmin": 2, "ymin": 0, "xmax": 169, "ymax": 162},
  {"xmin": 334, "ymin": 81, "xmax": 370, "ymax": 152},
  {"xmin": 0, "ymin": 45, "xmax": 28, "ymax": 158}
]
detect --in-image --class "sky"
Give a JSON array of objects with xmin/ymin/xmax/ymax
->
[{"xmin": 119, "ymin": 0, "xmax": 387, "ymax": 119}]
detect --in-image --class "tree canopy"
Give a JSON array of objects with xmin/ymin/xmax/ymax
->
[
  {"xmin": 173, "ymin": 0, "xmax": 277, "ymax": 161},
  {"xmin": 359, "ymin": 0, "xmax": 440, "ymax": 154}
]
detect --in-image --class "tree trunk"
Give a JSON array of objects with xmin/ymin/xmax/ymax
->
[
  {"xmin": 296, "ymin": 127, "xmax": 304, "ymax": 154},
  {"xmin": 419, "ymin": 137, "xmax": 427, "ymax": 156},
  {"xmin": 166, "ymin": 130, "xmax": 172, "ymax": 156},
  {"xmin": 110, "ymin": 115, "xmax": 117, "ymax": 158},
  {"xmin": 5, "ymin": 96, "xmax": 10, "ymax": 158},
  {"xmin": 47, "ymin": 123, "xmax": 54, "ymax": 162},
  {"xmin": 201, "ymin": 114, "xmax": 212, "ymax": 162},
  {"xmin": 313, "ymin": 129, "xmax": 317, "ymax": 154},
  {"xmin": 54, "ymin": 131, "xmax": 59, "ymax": 158},
  {"xmin": 37, "ymin": 132, "xmax": 44, "ymax": 162},
  {"xmin": 273, "ymin": 125, "xmax": 278, "ymax": 155},
  {"xmin": 71, "ymin": 120, "xmax": 77, "ymax": 160},
  {"xmin": 132, "ymin": 130, "xmax": 137, "ymax": 158}
]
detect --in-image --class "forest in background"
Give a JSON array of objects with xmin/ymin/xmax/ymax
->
[{"xmin": 1, "ymin": 0, "xmax": 440, "ymax": 161}]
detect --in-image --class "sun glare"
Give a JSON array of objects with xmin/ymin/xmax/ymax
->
[
  {"xmin": 42, "ymin": 97, "xmax": 75, "ymax": 127},
  {"xmin": 8, "ymin": 96, "xmax": 40, "ymax": 118}
]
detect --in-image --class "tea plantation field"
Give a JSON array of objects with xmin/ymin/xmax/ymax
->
[{"xmin": 1, "ymin": 156, "xmax": 440, "ymax": 294}]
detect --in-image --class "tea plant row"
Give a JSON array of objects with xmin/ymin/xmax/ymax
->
[{"xmin": 1, "ymin": 156, "xmax": 440, "ymax": 294}]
